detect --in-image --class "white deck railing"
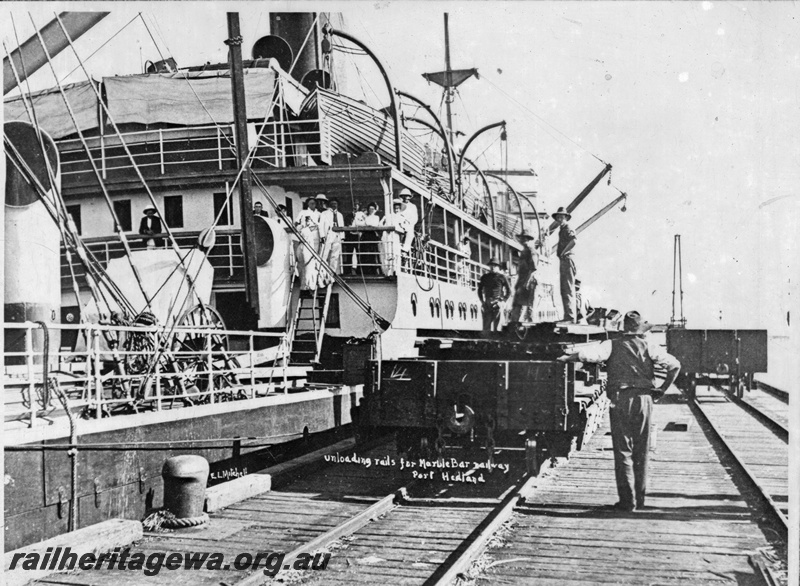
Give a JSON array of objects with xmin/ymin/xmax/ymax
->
[{"xmin": 3, "ymin": 321, "xmax": 292, "ymax": 429}]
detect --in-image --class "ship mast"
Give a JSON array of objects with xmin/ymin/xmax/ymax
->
[
  {"xmin": 422, "ymin": 14, "xmax": 478, "ymax": 144},
  {"xmin": 226, "ymin": 13, "xmax": 259, "ymax": 315}
]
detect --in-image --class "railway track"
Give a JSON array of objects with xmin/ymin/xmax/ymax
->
[
  {"xmin": 692, "ymin": 384, "xmax": 789, "ymax": 534},
  {"xmin": 33, "ymin": 435, "xmax": 569, "ymax": 586}
]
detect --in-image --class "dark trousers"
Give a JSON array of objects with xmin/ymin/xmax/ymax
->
[
  {"xmin": 560, "ymin": 255, "xmax": 576, "ymax": 322},
  {"xmin": 609, "ymin": 390, "xmax": 653, "ymax": 508},
  {"xmin": 482, "ymin": 301, "xmax": 502, "ymax": 332}
]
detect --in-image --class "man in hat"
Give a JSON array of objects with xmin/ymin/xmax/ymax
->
[
  {"xmin": 138, "ymin": 205, "xmax": 163, "ymax": 247},
  {"xmin": 510, "ymin": 232, "xmax": 538, "ymax": 323},
  {"xmin": 478, "ymin": 258, "xmax": 511, "ymax": 332},
  {"xmin": 559, "ymin": 311, "xmax": 681, "ymax": 511},
  {"xmin": 397, "ymin": 188, "xmax": 418, "ymax": 252},
  {"xmin": 553, "ymin": 206, "xmax": 577, "ymax": 323},
  {"xmin": 319, "ymin": 196, "xmax": 345, "ymax": 275}
]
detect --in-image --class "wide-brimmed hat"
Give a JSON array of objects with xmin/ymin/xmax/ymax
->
[
  {"xmin": 314, "ymin": 193, "xmax": 329, "ymax": 201},
  {"xmin": 516, "ymin": 232, "xmax": 535, "ymax": 241},
  {"xmin": 143, "ymin": 205, "xmax": 156, "ymax": 213},
  {"xmin": 398, "ymin": 188, "xmax": 413, "ymax": 198},
  {"xmin": 488, "ymin": 257, "xmax": 501, "ymax": 266},
  {"xmin": 623, "ymin": 311, "xmax": 653, "ymax": 334},
  {"xmin": 551, "ymin": 206, "xmax": 571, "ymax": 220},
  {"xmin": 392, "ymin": 198, "xmax": 403, "ymax": 205}
]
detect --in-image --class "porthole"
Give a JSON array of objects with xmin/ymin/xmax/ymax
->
[
  {"xmin": 411, "ymin": 293, "xmax": 417, "ymax": 316},
  {"xmin": 429, "ymin": 297, "xmax": 435, "ymax": 317}
]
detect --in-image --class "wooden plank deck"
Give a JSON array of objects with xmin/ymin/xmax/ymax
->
[
  {"xmin": 697, "ymin": 386, "xmax": 788, "ymax": 518},
  {"xmin": 36, "ymin": 449, "xmax": 405, "ymax": 586},
  {"xmin": 475, "ymin": 392, "xmax": 782, "ymax": 585}
]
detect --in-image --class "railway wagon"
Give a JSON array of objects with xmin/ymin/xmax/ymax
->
[
  {"xmin": 666, "ymin": 329, "xmax": 768, "ymax": 398},
  {"xmin": 358, "ymin": 357, "xmax": 608, "ymax": 474}
]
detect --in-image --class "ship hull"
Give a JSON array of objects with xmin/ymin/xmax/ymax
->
[{"xmin": 3, "ymin": 386, "xmax": 360, "ymax": 551}]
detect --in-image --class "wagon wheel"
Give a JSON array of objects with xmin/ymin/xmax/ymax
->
[
  {"xmin": 123, "ymin": 312, "xmax": 158, "ymax": 375},
  {"xmin": 170, "ymin": 304, "xmax": 235, "ymax": 402}
]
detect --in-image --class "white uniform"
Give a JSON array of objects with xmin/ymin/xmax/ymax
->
[
  {"xmin": 399, "ymin": 200, "xmax": 418, "ymax": 251},
  {"xmin": 319, "ymin": 208, "xmax": 345, "ymax": 275},
  {"xmin": 295, "ymin": 209, "xmax": 321, "ymax": 289},
  {"xmin": 380, "ymin": 212, "xmax": 410, "ymax": 276}
]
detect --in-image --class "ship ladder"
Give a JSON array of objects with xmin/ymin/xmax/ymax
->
[{"xmin": 288, "ymin": 282, "xmax": 333, "ymax": 365}]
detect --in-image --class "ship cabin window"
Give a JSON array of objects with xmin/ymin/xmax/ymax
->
[
  {"xmin": 113, "ymin": 200, "xmax": 132, "ymax": 232},
  {"xmin": 510, "ymin": 249, "xmax": 520, "ymax": 277},
  {"xmin": 467, "ymin": 230, "xmax": 479, "ymax": 262},
  {"xmin": 478, "ymin": 233, "xmax": 490, "ymax": 266},
  {"xmin": 164, "ymin": 195, "xmax": 184, "ymax": 228},
  {"xmin": 66, "ymin": 204, "xmax": 82, "ymax": 235},
  {"xmin": 429, "ymin": 204, "xmax": 446, "ymax": 245},
  {"xmin": 284, "ymin": 197, "xmax": 294, "ymax": 221},
  {"xmin": 446, "ymin": 213, "xmax": 459, "ymax": 249},
  {"xmin": 213, "ymin": 192, "xmax": 233, "ymax": 226}
]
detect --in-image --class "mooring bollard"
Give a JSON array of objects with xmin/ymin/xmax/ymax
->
[{"xmin": 161, "ymin": 455, "xmax": 210, "ymax": 528}]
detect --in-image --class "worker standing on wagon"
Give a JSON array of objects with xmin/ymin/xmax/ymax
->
[
  {"xmin": 509, "ymin": 232, "xmax": 538, "ymax": 323},
  {"xmin": 559, "ymin": 311, "xmax": 680, "ymax": 511},
  {"xmin": 552, "ymin": 206, "xmax": 577, "ymax": 323},
  {"xmin": 478, "ymin": 258, "xmax": 511, "ymax": 333}
]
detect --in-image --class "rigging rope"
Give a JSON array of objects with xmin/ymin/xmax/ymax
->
[
  {"xmin": 481, "ymin": 73, "xmax": 607, "ymax": 165},
  {"xmin": 52, "ymin": 12, "xmax": 207, "ymax": 316},
  {"xmin": 26, "ymin": 14, "xmax": 154, "ymax": 313}
]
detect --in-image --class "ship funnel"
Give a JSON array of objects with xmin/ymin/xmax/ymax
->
[
  {"xmin": 4, "ymin": 121, "xmax": 62, "ymax": 363},
  {"xmin": 268, "ymin": 13, "xmax": 320, "ymax": 82},
  {"xmin": 251, "ymin": 35, "xmax": 294, "ymax": 72}
]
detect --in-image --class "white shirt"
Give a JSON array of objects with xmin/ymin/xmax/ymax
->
[
  {"xmin": 296, "ymin": 209, "xmax": 320, "ymax": 230},
  {"xmin": 576, "ymin": 336, "xmax": 680, "ymax": 370},
  {"xmin": 400, "ymin": 201, "xmax": 418, "ymax": 229},
  {"xmin": 319, "ymin": 209, "xmax": 344, "ymax": 239},
  {"xmin": 350, "ymin": 211, "xmax": 366, "ymax": 227},
  {"xmin": 364, "ymin": 213, "xmax": 382, "ymax": 227}
]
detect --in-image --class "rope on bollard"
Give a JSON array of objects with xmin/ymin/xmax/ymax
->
[{"xmin": 161, "ymin": 513, "xmax": 209, "ymax": 528}]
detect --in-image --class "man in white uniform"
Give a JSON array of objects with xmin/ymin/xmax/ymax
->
[
  {"xmin": 398, "ymin": 188, "xmax": 418, "ymax": 252},
  {"xmin": 319, "ymin": 196, "xmax": 345, "ymax": 275}
]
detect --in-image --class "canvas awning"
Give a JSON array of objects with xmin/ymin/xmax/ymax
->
[
  {"xmin": 4, "ymin": 66, "xmax": 285, "ymax": 138},
  {"xmin": 104, "ymin": 68, "xmax": 277, "ymax": 127},
  {"xmin": 3, "ymin": 80, "xmax": 99, "ymax": 139}
]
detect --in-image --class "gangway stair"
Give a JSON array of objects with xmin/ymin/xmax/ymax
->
[{"xmin": 288, "ymin": 283, "xmax": 333, "ymax": 365}]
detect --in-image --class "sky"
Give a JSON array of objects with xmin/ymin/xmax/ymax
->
[{"xmin": 3, "ymin": 1, "xmax": 799, "ymax": 333}]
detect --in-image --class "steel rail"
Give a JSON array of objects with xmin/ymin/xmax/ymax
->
[
  {"xmin": 691, "ymin": 395, "xmax": 788, "ymax": 538},
  {"xmin": 735, "ymin": 392, "xmax": 789, "ymax": 442},
  {"xmin": 756, "ymin": 380, "xmax": 789, "ymax": 403}
]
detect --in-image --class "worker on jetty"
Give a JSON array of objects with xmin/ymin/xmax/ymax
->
[
  {"xmin": 478, "ymin": 258, "xmax": 511, "ymax": 332},
  {"xmin": 552, "ymin": 206, "xmax": 577, "ymax": 323},
  {"xmin": 559, "ymin": 311, "xmax": 680, "ymax": 511},
  {"xmin": 509, "ymin": 232, "xmax": 538, "ymax": 323}
]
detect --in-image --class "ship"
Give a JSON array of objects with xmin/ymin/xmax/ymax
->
[{"xmin": 3, "ymin": 10, "xmax": 625, "ymax": 550}]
